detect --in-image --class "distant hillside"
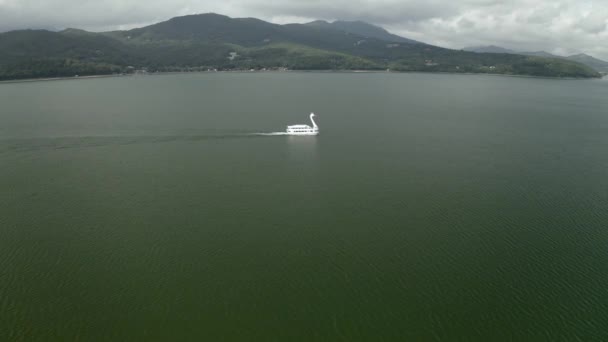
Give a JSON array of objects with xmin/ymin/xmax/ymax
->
[
  {"xmin": 0, "ymin": 14, "xmax": 600, "ymax": 80},
  {"xmin": 0, "ymin": 29, "xmax": 134, "ymax": 79},
  {"xmin": 464, "ymin": 45, "xmax": 517, "ymax": 54},
  {"xmin": 306, "ymin": 20, "xmax": 419, "ymax": 44},
  {"xmin": 525, "ymin": 51, "xmax": 560, "ymax": 58},
  {"xmin": 465, "ymin": 46, "xmax": 560, "ymax": 58},
  {"xmin": 566, "ymin": 54, "xmax": 608, "ymax": 73},
  {"xmin": 465, "ymin": 45, "xmax": 608, "ymax": 73}
]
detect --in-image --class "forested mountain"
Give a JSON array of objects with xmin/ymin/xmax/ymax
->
[
  {"xmin": 566, "ymin": 54, "xmax": 608, "ymax": 73},
  {"xmin": 305, "ymin": 20, "xmax": 419, "ymax": 44},
  {"xmin": 463, "ymin": 46, "xmax": 517, "ymax": 54},
  {"xmin": 0, "ymin": 13, "xmax": 601, "ymax": 80},
  {"xmin": 465, "ymin": 45, "xmax": 608, "ymax": 73}
]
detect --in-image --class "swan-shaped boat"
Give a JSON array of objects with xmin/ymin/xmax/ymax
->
[{"xmin": 286, "ymin": 113, "xmax": 319, "ymax": 136}]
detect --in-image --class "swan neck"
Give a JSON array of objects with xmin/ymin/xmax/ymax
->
[{"xmin": 310, "ymin": 114, "xmax": 318, "ymax": 129}]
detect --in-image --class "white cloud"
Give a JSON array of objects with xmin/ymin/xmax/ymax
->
[{"xmin": 0, "ymin": 0, "xmax": 607, "ymax": 59}]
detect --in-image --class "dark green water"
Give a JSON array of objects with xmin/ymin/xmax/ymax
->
[{"xmin": 2, "ymin": 73, "xmax": 608, "ymax": 341}]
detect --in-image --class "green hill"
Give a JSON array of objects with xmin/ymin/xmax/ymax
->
[
  {"xmin": 306, "ymin": 20, "xmax": 420, "ymax": 44},
  {"xmin": 0, "ymin": 13, "xmax": 601, "ymax": 80},
  {"xmin": 465, "ymin": 45, "xmax": 608, "ymax": 73},
  {"xmin": 566, "ymin": 54, "xmax": 608, "ymax": 73}
]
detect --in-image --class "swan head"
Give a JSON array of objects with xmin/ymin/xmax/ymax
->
[{"xmin": 310, "ymin": 112, "xmax": 316, "ymax": 117}]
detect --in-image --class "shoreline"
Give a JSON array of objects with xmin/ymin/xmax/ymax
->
[
  {"xmin": 0, "ymin": 69, "xmax": 603, "ymax": 84},
  {"xmin": 0, "ymin": 74, "xmax": 130, "ymax": 84}
]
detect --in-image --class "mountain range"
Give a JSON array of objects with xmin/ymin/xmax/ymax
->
[
  {"xmin": 305, "ymin": 20, "xmax": 420, "ymax": 44},
  {"xmin": 464, "ymin": 45, "xmax": 608, "ymax": 73},
  {"xmin": 0, "ymin": 13, "xmax": 601, "ymax": 80}
]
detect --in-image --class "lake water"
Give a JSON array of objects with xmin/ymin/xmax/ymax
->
[{"xmin": 2, "ymin": 72, "xmax": 608, "ymax": 341}]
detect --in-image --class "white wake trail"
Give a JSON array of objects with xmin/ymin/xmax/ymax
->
[{"xmin": 250, "ymin": 132, "xmax": 289, "ymax": 136}]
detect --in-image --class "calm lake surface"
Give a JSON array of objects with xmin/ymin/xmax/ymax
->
[{"xmin": 2, "ymin": 72, "xmax": 608, "ymax": 341}]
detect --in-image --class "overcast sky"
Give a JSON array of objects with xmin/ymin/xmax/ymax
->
[{"xmin": 1, "ymin": 0, "xmax": 607, "ymax": 59}]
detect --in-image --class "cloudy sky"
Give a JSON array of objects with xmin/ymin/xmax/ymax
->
[{"xmin": 1, "ymin": 0, "xmax": 607, "ymax": 59}]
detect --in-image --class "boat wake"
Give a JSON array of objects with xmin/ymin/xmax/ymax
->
[
  {"xmin": 250, "ymin": 132, "xmax": 289, "ymax": 136},
  {"xmin": 0, "ymin": 131, "xmax": 296, "ymax": 154}
]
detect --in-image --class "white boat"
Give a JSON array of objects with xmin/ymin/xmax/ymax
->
[{"xmin": 286, "ymin": 113, "xmax": 319, "ymax": 136}]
